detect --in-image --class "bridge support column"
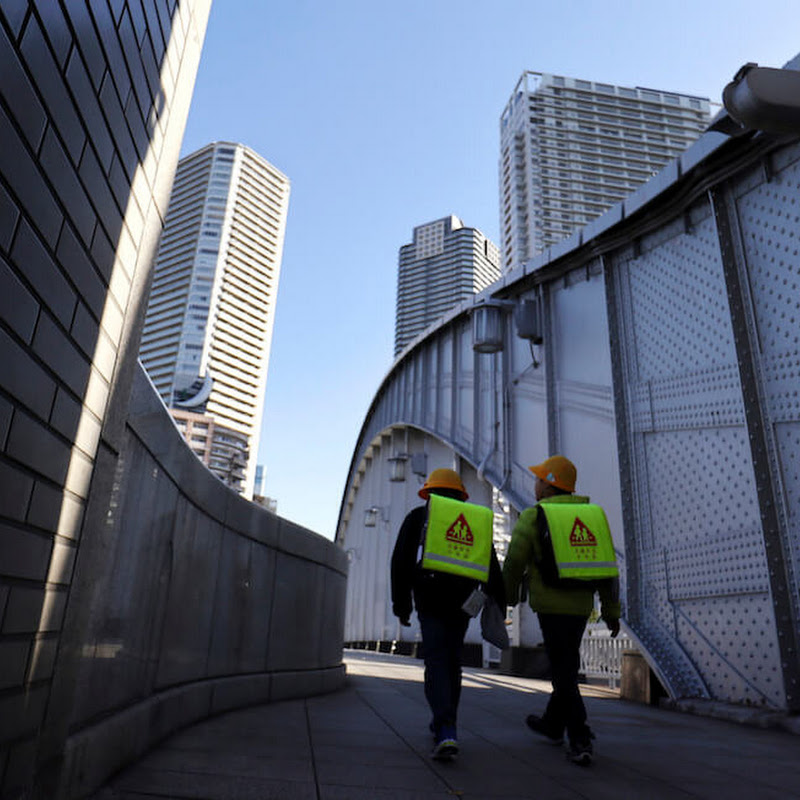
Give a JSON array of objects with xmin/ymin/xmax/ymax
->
[{"xmin": 710, "ymin": 186, "xmax": 800, "ymax": 712}]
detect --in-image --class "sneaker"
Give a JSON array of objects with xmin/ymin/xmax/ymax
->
[
  {"xmin": 431, "ymin": 736, "xmax": 459, "ymax": 760},
  {"xmin": 525, "ymin": 714, "xmax": 564, "ymax": 745},
  {"xmin": 431, "ymin": 724, "xmax": 459, "ymax": 761},
  {"xmin": 567, "ymin": 738, "xmax": 593, "ymax": 766}
]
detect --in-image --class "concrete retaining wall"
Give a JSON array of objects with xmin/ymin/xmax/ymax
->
[{"xmin": 53, "ymin": 366, "xmax": 347, "ymax": 799}]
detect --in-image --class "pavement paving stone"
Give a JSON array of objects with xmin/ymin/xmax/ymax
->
[
  {"xmin": 135, "ymin": 749, "xmax": 316, "ymax": 782},
  {"xmin": 319, "ymin": 788, "xmax": 454, "ymax": 800},
  {"xmin": 315, "ymin": 761, "xmax": 443, "ymax": 791},
  {"xmin": 95, "ymin": 794, "xmax": 186, "ymax": 800},
  {"xmin": 90, "ymin": 650, "xmax": 800, "ymax": 800},
  {"xmin": 309, "ymin": 729, "xmax": 403, "ymax": 748},
  {"xmin": 312, "ymin": 744, "xmax": 426, "ymax": 768},
  {"xmin": 107, "ymin": 767, "xmax": 318, "ymax": 800}
]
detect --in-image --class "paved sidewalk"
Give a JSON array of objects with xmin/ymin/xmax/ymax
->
[{"xmin": 92, "ymin": 650, "xmax": 800, "ymax": 799}]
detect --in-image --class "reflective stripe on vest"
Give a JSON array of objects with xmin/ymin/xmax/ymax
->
[
  {"xmin": 421, "ymin": 494, "xmax": 493, "ymax": 582},
  {"xmin": 538, "ymin": 502, "xmax": 618, "ymax": 580}
]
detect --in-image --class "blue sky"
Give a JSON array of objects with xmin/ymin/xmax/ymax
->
[{"xmin": 179, "ymin": 0, "xmax": 798, "ymax": 539}]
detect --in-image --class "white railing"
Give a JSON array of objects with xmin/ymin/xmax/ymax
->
[{"xmin": 580, "ymin": 625, "xmax": 634, "ymax": 688}]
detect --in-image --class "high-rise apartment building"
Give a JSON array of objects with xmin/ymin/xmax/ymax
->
[
  {"xmin": 140, "ymin": 142, "xmax": 290, "ymax": 497},
  {"xmin": 499, "ymin": 72, "xmax": 711, "ymax": 272},
  {"xmin": 395, "ymin": 216, "xmax": 500, "ymax": 356}
]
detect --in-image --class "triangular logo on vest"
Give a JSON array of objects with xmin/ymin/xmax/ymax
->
[
  {"xmin": 446, "ymin": 514, "xmax": 474, "ymax": 547},
  {"xmin": 569, "ymin": 516, "xmax": 597, "ymax": 547}
]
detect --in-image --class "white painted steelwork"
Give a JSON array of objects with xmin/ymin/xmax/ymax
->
[{"xmin": 337, "ymin": 106, "xmax": 800, "ymax": 710}]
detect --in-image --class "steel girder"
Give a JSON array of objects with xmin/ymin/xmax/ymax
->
[{"xmin": 338, "ymin": 130, "xmax": 800, "ymax": 710}]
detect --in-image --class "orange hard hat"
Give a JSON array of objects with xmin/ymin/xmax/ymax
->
[
  {"xmin": 418, "ymin": 468, "xmax": 468, "ymax": 500},
  {"xmin": 528, "ymin": 455, "xmax": 576, "ymax": 493}
]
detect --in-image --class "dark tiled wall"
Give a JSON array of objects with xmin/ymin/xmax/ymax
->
[{"xmin": 0, "ymin": 2, "xmax": 211, "ymax": 796}]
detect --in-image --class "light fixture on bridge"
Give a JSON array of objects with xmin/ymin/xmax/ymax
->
[
  {"xmin": 472, "ymin": 296, "xmax": 544, "ymax": 366},
  {"xmin": 388, "ymin": 453, "xmax": 408, "ymax": 482},
  {"xmin": 472, "ymin": 300, "xmax": 514, "ymax": 353},
  {"xmin": 364, "ymin": 506, "xmax": 388, "ymax": 527},
  {"xmin": 471, "ymin": 300, "xmax": 510, "ymax": 353}
]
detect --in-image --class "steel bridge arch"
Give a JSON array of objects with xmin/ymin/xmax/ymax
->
[{"xmin": 337, "ymin": 120, "xmax": 800, "ymax": 711}]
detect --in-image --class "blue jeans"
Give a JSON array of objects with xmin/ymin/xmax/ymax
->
[{"xmin": 418, "ymin": 611, "xmax": 470, "ymax": 735}]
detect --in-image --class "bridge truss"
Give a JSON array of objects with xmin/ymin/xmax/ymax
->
[{"xmin": 337, "ymin": 126, "xmax": 800, "ymax": 711}]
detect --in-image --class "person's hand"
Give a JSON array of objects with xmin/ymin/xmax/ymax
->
[
  {"xmin": 606, "ymin": 618, "xmax": 620, "ymax": 638},
  {"xmin": 399, "ymin": 615, "xmax": 411, "ymax": 627}
]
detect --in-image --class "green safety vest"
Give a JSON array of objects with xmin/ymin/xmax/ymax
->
[
  {"xmin": 538, "ymin": 502, "xmax": 618, "ymax": 581},
  {"xmin": 421, "ymin": 495, "xmax": 493, "ymax": 582}
]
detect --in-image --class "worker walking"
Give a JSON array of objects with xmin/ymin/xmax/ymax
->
[
  {"xmin": 391, "ymin": 468, "xmax": 505, "ymax": 760},
  {"xmin": 503, "ymin": 455, "xmax": 620, "ymax": 766}
]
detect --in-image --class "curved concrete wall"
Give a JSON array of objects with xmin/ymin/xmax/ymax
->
[{"xmin": 56, "ymin": 365, "xmax": 347, "ymax": 799}]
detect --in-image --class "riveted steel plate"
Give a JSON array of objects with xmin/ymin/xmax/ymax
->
[
  {"xmin": 631, "ymin": 365, "xmax": 745, "ymax": 433},
  {"xmin": 775, "ymin": 423, "xmax": 800, "ymax": 577},
  {"xmin": 675, "ymin": 595, "xmax": 784, "ymax": 707},
  {"xmin": 612, "ymin": 204, "xmax": 781, "ymax": 704},
  {"xmin": 644, "ymin": 428, "xmax": 761, "ymax": 555},
  {"xmin": 735, "ymin": 149, "xmax": 800, "ymax": 616},
  {"xmin": 640, "ymin": 549, "xmax": 673, "ymax": 635},
  {"xmin": 627, "ymin": 216, "xmax": 736, "ymax": 381},
  {"xmin": 666, "ymin": 530, "xmax": 770, "ymax": 600},
  {"xmin": 735, "ymin": 164, "xmax": 800, "ymax": 375}
]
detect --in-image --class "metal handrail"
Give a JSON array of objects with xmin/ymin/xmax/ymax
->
[{"xmin": 580, "ymin": 624, "xmax": 635, "ymax": 688}]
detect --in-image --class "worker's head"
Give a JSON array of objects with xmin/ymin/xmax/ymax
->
[
  {"xmin": 528, "ymin": 455, "xmax": 576, "ymax": 500},
  {"xmin": 418, "ymin": 468, "xmax": 468, "ymax": 502}
]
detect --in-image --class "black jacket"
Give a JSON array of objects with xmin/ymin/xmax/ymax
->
[{"xmin": 390, "ymin": 504, "xmax": 506, "ymax": 620}]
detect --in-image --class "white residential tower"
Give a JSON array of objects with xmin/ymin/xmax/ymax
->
[
  {"xmin": 395, "ymin": 216, "xmax": 500, "ymax": 356},
  {"xmin": 500, "ymin": 72, "xmax": 711, "ymax": 272},
  {"xmin": 140, "ymin": 142, "xmax": 290, "ymax": 497}
]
